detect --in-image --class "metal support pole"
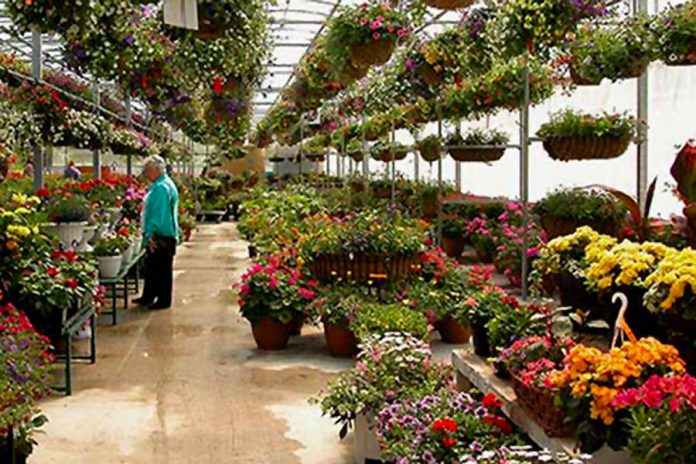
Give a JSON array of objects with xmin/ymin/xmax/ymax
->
[
  {"xmin": 436, "ymin": 106, "xmax": 443, "ymax": 245},
  {"xmin": 92, "ymin": 83, "xmax": 101, "ymax": 179},
  {"xmin": 125, "ymin": 97, "xmax": 133, "ymax": 176},
  {"xmin": 636, "ymin": 0, "xmax": 649, "ymax": 208},
  {"xmin": 390, "ymin": 123, "xmax": 396, "ymax": 202},
  {"xmin": 455, "ymin": 121, "xmax": 463, "ymax": 191},
  {"xmin": 31, "ymin": 30, "xmax": 43, "ymax": 191},
  {"xmin": 299, "ymin": 118, "xmax": 304, "ymax": 180},
  {"xmin": 414, "ymin": 149, "xmax": 420, "ymax": 182},
  {"xmin": 520, "ymin": 62, "xmax": 531, "ymax": 300}
]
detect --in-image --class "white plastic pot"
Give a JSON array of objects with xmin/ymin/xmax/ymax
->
[
  {"xmin": 98, "ymin": 255, "xmax": 123, "ymax": 279},
  {"xmin": 56, "ymin": 222, "xmax": 87, "ymax": 251},
  {"xmin": 77, "ymin": 225, "xmax": 97, "ymax": 253},
  {"xmin": 132, "ymin": 236, "xmax": 143, "ymax": 256},
  {"xmin": 92, "ymin": 223, "xmax": 108, "ymax": 242},
  {"xmin": 121, "ymin": 243, "xmax": 134, "ymax": 268}
]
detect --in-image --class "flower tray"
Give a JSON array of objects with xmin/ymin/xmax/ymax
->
[
  {"xmin": 448, "ymin": 147, "xmax": 505, "ymax": 163},
  {"xmin": 349, "ymin": 38, "xmax": 396, "ymax": 69},
  {"xmin": 309, "ymin": 253, "xmax": 417, "ymax": 282},
  {"xmin": 543, "ymin": 135, "xmax": 631, "ymax": 161},
  {"xmin": 422, "ymin": 0, "xmax": 475, "ymax": 10},
  {"xmin": 511, "ymin": 374, "xmax": 574, "ymax": 438}
]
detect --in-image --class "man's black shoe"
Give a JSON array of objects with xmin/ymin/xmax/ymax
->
[
  {"xmin": 148, "ymin": 303, "xmax": 171, "ymax": 311},
  {"xmin": 132, "ymin": 297, "xmax": 154, "ymax": 306}
]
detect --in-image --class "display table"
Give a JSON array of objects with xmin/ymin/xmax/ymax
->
[
  {"xmin": 99, "ymin": 251, "xmax": 145, "ymax": 325},
  {"xmin": 451, "ymin": 349, "xmax": 632, "ymax": 464},
  {"xmin": 53, "ymin": 296, "xmax": 98, "ymax": 396}
]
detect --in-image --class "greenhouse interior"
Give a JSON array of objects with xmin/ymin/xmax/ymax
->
[{"xmin": 1, "ymin": 0, "xmax": 695, "ymax": 463}]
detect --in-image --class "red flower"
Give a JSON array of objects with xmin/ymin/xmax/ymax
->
[
  {"xmin": 483, "ymin": 415, "xmax": 513, "ymax": 435},
  {"xmin": 441, "ymin": 437, "xmax": 456, "ymax": 448},
  {"xmin": 482, "ymin": 393, "xmax": 504, "ymax": 409},
  {"xmin": 37, "ymin": 188, "xmax": 50, "ymax": 198},
  {"xmin": 213, "ymin": 76, "xmax": 224, "ymax": 95},
  {"xmin": 66, "ymin": 278, "xmax": 79, "ymax": 289},
  {"xmin": 46, "ymin": 266, "xmax": 59, "ymax": 278},
  {"xmin": 432, "ymin": 418, "xmax": 457, "ymax": 433}
]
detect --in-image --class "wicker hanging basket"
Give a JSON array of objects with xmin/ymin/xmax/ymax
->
[
  {"xmin": 417, "ymin": 143, "xmax": 441, "ymax": 163},
  {"xmin": 543, "ymin": 135, "xmax": 631, "ymax": 161},
  {"xmin": 422, "ymin": 0, "xmax": 475, "ymax": 10},
  {"xmin": 349, "ymin": 38, "xmax": 396, "ymax": 69},
  {"xmin": 348, "ymin": 151, "xmax": 365, "ymax": 162},
  {"xmin": 569, "ymin": 67, "xmax": 602, "ymax": 86},
  {"xmin": 448, "ymin": 147, "xmax": 505, "ymax": 163},
  {"xmin": 512, "ymin": 374, "xmax": 575, "ymax": 438},
  {"xmin": 309, "ymin": 253, "xmax": 417, "ymax": 282},
  {"xmin": 570, "ymin": 58, "xmax": 649, "ymax": 85},
  {"xmin": 374, "ymin": 149, "xmax": 408, "ymax": 162},
  {"xmin": 665, "ymin": 42, "xmax": 696, "ymax": 66},
  {"xmin": 339, "ymin": 62, "xmax": 370, "ymax": 85}
]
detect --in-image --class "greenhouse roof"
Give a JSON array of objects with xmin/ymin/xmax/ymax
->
[{"xmin": 255, "ymin": 0, "xmax": 464, "ymax": 120}]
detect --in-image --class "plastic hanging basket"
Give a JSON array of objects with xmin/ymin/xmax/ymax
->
[
  {"xmin": 543, "ymin": 135, "xmax": 631, "ymax": 161},
  {"xmin": 422, "ymin": 0, "xmax": 475, "ymax": 10},
  {"xmin": 448, "ymin": 146, "xmax": 506, "ymax": 162},
  {"xmin": 349, "ymin": 38, "xmax": 396, "ymax": 69}
]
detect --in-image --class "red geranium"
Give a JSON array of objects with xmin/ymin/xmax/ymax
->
[
  {"xmin": 483, "ymin": 415, "xmax": 513, "ymax": 435},
  {"xmin": 482, "ymin": 393, "xmax": 504, "ymax": 409},
  {"xmin": 432, "ymin": 418, "xmax": 458, "ymax": 433}
]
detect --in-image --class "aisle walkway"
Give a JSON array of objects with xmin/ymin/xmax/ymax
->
[{"xmin": 32, "ymin": 224, "xmax": 351, "ymax": 464}]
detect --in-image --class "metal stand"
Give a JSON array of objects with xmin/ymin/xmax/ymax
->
[{"xmin": 519, "ymin": 61, "xmax": 531, "ymax": 300}]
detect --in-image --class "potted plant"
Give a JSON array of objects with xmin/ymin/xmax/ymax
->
[
  {"xmin": 53, "ymin": 109, "xmax": 112, "ymax": 150},
  {"xmin": 461, "ymin": 287, "xmax": 520, "ymax": 358},
  {"xmin": 418, "ymin": 183, "xmax": 441, "ymax": 217},
  {"xmin": 548, "ymin": 338, "xmax": 685, "ymax": 453},
  {"xmin": 446, "ymin": 128, "xmax": 509, "ymax": 163},
  {"xmin": 179, "ymin": 213, "xmax": 197, "ymax": 242},
  {"xmin": 351, "ymin": 303, "xmax": 430, "ymax": 342},
  {"xmin": 324, "ymin": 2, "xmax": 409, "ymax": 79},
  {"xmin": 486, "ymin": 302, "xmax": 546, "ymax": 356},
  {"xmin": 92, "ymin": 234, "xmax": 126, "ymax": 279},
  {"xmin": 370, "ymin": 140, "xmax": 408, "ymax": 162},
  {"xmin": 567, "ymin": 16, "xmax": 655, "ymax": 85},
  {"xmin": 311, "ymin": 333, "xmax": 452, "ymax": 441},
  {"xmin": 653, "ymin": 1, "xmax": 696, "ymax": 66},
  {"xmin": 235, "ymin": 260, "xmax": 316, "ymax": 350},
  {"xmin": 369, "ymin": 178, "xmax": 393, "ymax": 199},
  {"xmin": 42, "ymin": 192, "xmax": 90, "ymax": 250},
  {"xmin": 537, "ymin": 110, "xmax": 636, "ymax": 161},
  {"xmin": 0, "ymin": 303, "xmax": 52, "ymax": 464},
  {"xmin": 416, "ymin": 134, "xmax": 442, "ymax": 163},
  {"xmin": 534, "ymin": 188, "xmax": 626, "ymax": 239},
  {"xmin": 613, "ymin": 374, "xmax": 696, "ymax": 463},
  {"xmin": 310, "ymin": 285, "xmax": 362, "ymax": 358},
  {"xmin": 440, "ymin": 214, "xmax": 467, "ymax": 258}
]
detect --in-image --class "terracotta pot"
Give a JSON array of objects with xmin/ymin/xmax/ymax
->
[
  {"xmin": 324, "ymin": 320, "xmax": 358, "ymax": 358},
  {"xmin": 441, "ymin": 234, "xmax": 465, "ymax": 258},
  {"xmin": 471, "ymin": 322, "xmax": 492, "ymax": 358},
  {"xmin": 289, "ymin": 314, "xmax": 306, "ymax": 336},
  {"xmin": 251, "ymin": 317, "xmax": 291, "ymax": 350},
  {"xmin": 437, "ymin": 317, "xmax": 472, "ymax": 344}
]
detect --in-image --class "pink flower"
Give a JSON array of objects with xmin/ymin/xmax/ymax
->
[
  {"xmin": 239, "ymin": 284, "xmax": 250, "ymax": 295},
  {"xmin": 307, "ymin": 280, "xmax": 319, "ymax": 288},
  {"xmin": 359, "ymin": 17, "xmax": 369, "ymax": 26},
  {"xmin": 387, "ymin": 24, "xmax": 395, "ymax": 32},
  {"xmin": 269, "ymin": 278, "xmax": 279, "ymax": 290},
  {"xmin": 372, "ymin": 32, "xmax": 381, "ymax": 40},
  {"xmin": 370, "ymin": 20, "xmax": 382, "ymax": 30},
  {"xmin": 298, "ymin": 288, "xmax": 315, "ymax": 300},
  {"xmin": 376, "ymin": 15, "xmax": 385, "ymax": 22},
  {"xmin": 396, "ymin": 29, "xmax": 406, "ymax": 37}
]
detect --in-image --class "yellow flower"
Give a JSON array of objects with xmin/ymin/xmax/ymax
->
[{"xmin": 6, "ymin": 225, "xmax": 32, "ymax": 238}]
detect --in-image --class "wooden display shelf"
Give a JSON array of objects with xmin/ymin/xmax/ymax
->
[{"xmin": 451, "ymin": 348, "xmax": 632, "ymax": 464}]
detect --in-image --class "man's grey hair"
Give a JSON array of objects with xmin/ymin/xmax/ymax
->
[{"xmin": 143, "ymin": 155, "xmax": 166, "ymax": 173}]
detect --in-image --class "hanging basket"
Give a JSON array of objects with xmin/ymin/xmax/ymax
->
[
  {"xmin": 372, "ymin": 186, "xmax": 392, "ymax": 199},
  {"xmin": 348, "ymin": 151, "xmax": 365, "ymax": 162},
  {"xmin": 448, "ymin": 146, "xmax": 505, "ymax": 162},
  {"xmin": 543, "ymin": 135, "xmax": 631, "ymax": 161},
  {"xmin": 305, "ymin": 153, "xmax": 326, "ymax": 162},
  {"xmin": 309, "ymin": 253, "xmax": 417, "ymax": 282},
  {"xmin": 569, "ymin": 67, "xmax": 602, "ymax": 86},
  {"xmin": 374, "ymin": 149, "xmax": 408, "ymax": 162},
  {"xmin": 193, "ymin": 4, "xmax": 227, "ymax": 40},
  {"xmin": 664, "ymin": 42, "xmax": 696, "ymax": 66},
  {"xmin": 339, "ymin": 62, "xmax": 369, "ymax": 85},
  {"xmin": 422, "ymin": 0, "xmax": 475, "ymax": 10},
  {"xmin": 349, "ymin": 38, "xmax": 396, "ymax": 69},
  {"xmin": 512, "ymin": 374, "xmax": 575, "ymax": 438},
  {"xmin": 571, "ymin": 58, "xmax": 649, "ymax": 85},
  {"xmin": 417, "ymin": 62, "xmax": 445, "ymax": 87},
  {"xmin": 418, "ymin": 144, "xmax": 442, "ymax": 163}
]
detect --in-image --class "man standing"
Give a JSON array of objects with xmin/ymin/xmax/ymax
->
[{"xmin": 134, "ymin": 155, "xmax": 179, "ymax": 310}]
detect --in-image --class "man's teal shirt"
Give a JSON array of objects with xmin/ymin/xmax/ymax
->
[{"xmin": 143, "ymin": 174, "xmax": 179, "ymax": 241}]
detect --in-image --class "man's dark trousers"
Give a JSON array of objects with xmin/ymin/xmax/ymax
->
[{"xmin": 141, "ymin": 235, "xmax": 177, "ymax": 307}]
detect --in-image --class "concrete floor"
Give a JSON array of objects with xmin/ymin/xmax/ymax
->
[{"xmin": 32, "ymin": 223, "xmax": 462, "ymax": 464}]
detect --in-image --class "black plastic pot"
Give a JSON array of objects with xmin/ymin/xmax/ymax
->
[
  {"xmin": 248, "ymin": 245, "xmax": 258, "ymax": 259},
  {"xmin": 471, "ymin": 322, "xmax": 492, "ymax": 358}
]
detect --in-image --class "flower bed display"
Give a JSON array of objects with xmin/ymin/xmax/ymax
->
[{"xmin": 538, "ymin": 110, "xmax": 635, "ymax": 161}]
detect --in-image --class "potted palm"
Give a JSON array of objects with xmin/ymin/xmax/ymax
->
[
  {"xmin": 538, "ymin": 110, "xmax": 636, "ymax": 161},
  {"xmin": 235, "ymin": 261, "xmax": 316, "ymax": 350},
  {"xmin": 93, "ymin": 234, "xmax": 126, "ymax": 279}
]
